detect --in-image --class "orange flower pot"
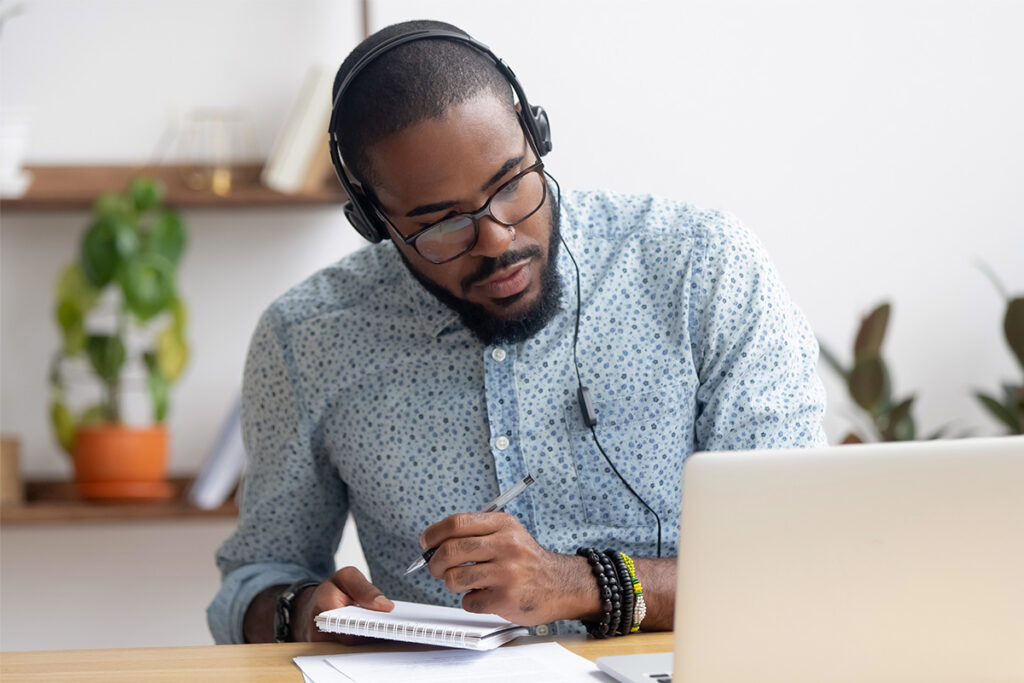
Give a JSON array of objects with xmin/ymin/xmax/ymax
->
[{"xmin": 72, "ymin": 425, "xmax": 173, "ymax": 500}]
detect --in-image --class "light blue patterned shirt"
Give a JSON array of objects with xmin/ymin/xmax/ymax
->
[{"xmin": 208, "ymin": 189, "xmax": 827, "ymax": 644}]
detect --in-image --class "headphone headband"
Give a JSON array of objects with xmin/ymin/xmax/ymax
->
[{"xmin": 328, "ymin": 28, "xmax": 552, "ymax": 243}]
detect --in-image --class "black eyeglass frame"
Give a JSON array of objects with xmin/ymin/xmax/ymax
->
[
  {"xmin": 369, "ymin": 116, "xmax": 551, "ymax": 264},
  {"xmin": 385, "ymin": 160, "xmax": 548, "ymax": 264}
]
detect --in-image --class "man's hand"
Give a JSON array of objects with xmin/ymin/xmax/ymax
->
[
  {"xmin": 290, "ymin": 566, "xmax": 394, "ymax": 642},
  {"xmin": 420, "ymin": 512, "xmax": 601, "ymax": 626}
]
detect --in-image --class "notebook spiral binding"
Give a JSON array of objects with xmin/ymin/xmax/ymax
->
[{"xmin": 319, "ymin": 615, "xmax": 470, "ymax": 647}]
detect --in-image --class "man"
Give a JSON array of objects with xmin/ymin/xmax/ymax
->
[{"xmin": 208, "ymin": 20, "xmax": 826, "ymax": 644}]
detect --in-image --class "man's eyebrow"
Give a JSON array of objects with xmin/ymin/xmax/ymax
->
[
  {"xmin": 481, "ymin": 156, "xmax": 523, "ymax": 191},
  {"xmin": 404, "ymin": 155, "xmax": 525, "ymax": 218},
  {"xmin": 405, "ymin": 200, "xmax": 458, "ymax": 218}
]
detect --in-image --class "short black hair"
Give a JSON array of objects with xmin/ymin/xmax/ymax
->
[{"xmin": 332, "ymin": 20, "xmax": 515, "ymax": 186}]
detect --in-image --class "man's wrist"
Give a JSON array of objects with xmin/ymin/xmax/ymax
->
[
  {"xmin": 274, "ymin": 579, "xmax": 321, "ymax": 642},
  {"xmin": 555, "ymin": 553, "xmax": 604, "ymax": 622}
]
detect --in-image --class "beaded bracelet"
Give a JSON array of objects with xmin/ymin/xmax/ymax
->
[
  {"xmin": 620, "ymin": 552, "xmax": 646, "ymax": 632},
  {"xmin": 576, "ymin": 547, "xmax": 621, "ymax": 638},
  {"xmin": 606, "ymin": 550, "xmax": 635, "ymax": 636}
]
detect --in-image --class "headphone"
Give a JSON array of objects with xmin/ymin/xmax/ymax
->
[{"xmin": 328, "ymin": 28, "xmax": 553, "ymax": 244}]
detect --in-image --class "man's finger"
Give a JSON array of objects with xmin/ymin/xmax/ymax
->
[
  {"xmin": 420, "ymin": 511, "xmax": 511, "ymax": 549},
  {"xmin": 443, "ymin": 562, "xmax": 497, "ymax": 594},
  {"xmin": 427, "ymin": 536, "xmax": 497, "ymax": 578},
  {"xmin": 331, "ymin": 566, "xmax": 394, "ymax": 612}
]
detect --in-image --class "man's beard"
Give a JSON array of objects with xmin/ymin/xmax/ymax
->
[{"xmin": 400, "ymin": 207, "xmax": 563, "ymax": 346}]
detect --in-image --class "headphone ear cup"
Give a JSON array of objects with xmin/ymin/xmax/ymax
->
[
  {"xmin": 529, "ymin": 105, "xmax": 553, "ymax": 156},
  {"xmin": 343, "ymin": 197, "xmax": 387, "ymax": 243}
]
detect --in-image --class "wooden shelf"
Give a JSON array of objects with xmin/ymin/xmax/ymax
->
[
  {"xmin": 0, "ymin": 477, "xmax": 238, "ymax": 525},
  {"xmin": 0, "ymin": 164, "xmax": 347, "ymax": 210}
]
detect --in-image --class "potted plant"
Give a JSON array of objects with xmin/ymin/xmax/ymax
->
[
  {"xmin": 819, "ymin": 302, "xmax": 951, "ymax": 443},
  {"xmin": 49, "ymin": 176, "xmax": 189, "ymax": 499}
]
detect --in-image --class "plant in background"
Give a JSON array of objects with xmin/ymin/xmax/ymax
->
[
  {"xmin": 49, "ymin": 176, "xmax": 189, "ymax": 454},
  {"xmin": 974, "ymin": 268, "xmax": 1023, "ymax": 434},
  {"xmin": 819, "ymin": 302, "xmax": 944, "ymax": 443}
]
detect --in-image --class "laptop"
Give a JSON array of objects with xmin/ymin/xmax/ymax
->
[{"xmin": 597, "ymin": 436, "xmax": 1024, "ymax": 683}]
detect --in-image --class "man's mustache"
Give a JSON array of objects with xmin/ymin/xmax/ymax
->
[{"xmin": 461, "ymin": 246, "xmax": 543, "ymax": 293}]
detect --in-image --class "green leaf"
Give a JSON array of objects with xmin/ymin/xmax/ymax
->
[
  {"xmin": 147, "ymin": 210, "xmax": 186, "ymax": 266},
  {"xmin": 155, "ymin": 325, "xmax": 189, "ymax": 382},
  {"xmin": 147, "ymin": 366, "xmax": 170, "ymax": 422},
  {"xmin": 883, "ymin": 396, "xmax": 916, "ymax": 441},
  {"xmin": 86, "ymin": 334, "xmax": 126, "ymax": 383},
  {"xmin": 79, "ymin": 403, "xmax": 112, "ymax": 426},
  {"xmin": 55, "ymin": 299, "xmax": 86, "ymax": 354},
  {"xmin": 817, "ymin": 340, "xmax": 848, "ymax": 380},
  {"xmin": 56, "ymin": 262, "xmax": 100, "ymax": 310},
  {"xmin": 892, "ymin": 412, "xmax": 916, "ymax": 441},
  {"xmin": 130, "ymin": 176, "xmax": 166, "ymax": 213},
  {"xmin": 54, "ymin": 263, "xmax": 100, "ymax": 355},
  {"xmin": 80, "ymin": 218, "xmax": 119, "ymax": 287},
  {"xmin": 50, "ymin": 400, "xmax": 76, "ymax": 454},
  {"xmin": 854, "ymin": 303, "xmax": 890, "ymax": 361},
  {"xmin": 1004, "ymin": 297, "xmax": 1024, "ymax": 371},
  {"xmin": 171, "ymin": 297, "xmax": 188, "ymax": 336},
  {"xmin": 120, "ymin": 253, "xmax": 175, "ymax": 321},
  {"xmin": 849, "ymin": 354, "xmax": 885, "ymax": 414},
  {"xmin": 81, "ymin": 216, "xmax": 137, "ymax": 287},
  {"xmin": 975, "ymin": 391, "xmax": 1022, "ymax": 433},
  {"xmin": 92, "ymin": 191, "xmax": 134, "ymax": 220}
]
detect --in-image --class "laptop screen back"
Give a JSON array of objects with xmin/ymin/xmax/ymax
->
[{"xmin": 674, "ymin": 436, "xmax": 1024, "ymax": 683}]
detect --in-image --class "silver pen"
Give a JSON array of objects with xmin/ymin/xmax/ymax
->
[{"xmin": 404, "ymin": 474, "xmax": 536, "ymax": 574}]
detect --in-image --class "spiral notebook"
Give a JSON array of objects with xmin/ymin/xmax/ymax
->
[{"xmin": 314, "ymin": 600, "xmax": 529, "ymax": 650}]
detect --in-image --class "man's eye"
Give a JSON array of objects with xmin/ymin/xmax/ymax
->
[
  {"xmin": 420, "ymin": 212, "xmax": 458, "ymax": 229},
  {"xmin": 496, "ymin": 178, "xmax": 522, "ymax": 199}
]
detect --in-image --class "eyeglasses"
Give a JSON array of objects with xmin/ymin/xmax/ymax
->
[{"xmin": 385, "ymin": 160, "xmax": 548, "ymax": 264}]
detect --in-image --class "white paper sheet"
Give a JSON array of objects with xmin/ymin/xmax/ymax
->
[
  {"xmin": 320, "ymin": 642, "xmax": 608, "ymax": 682},
  {"xmin": 294, "ymin": 654, "xmax": 354, "ymax": 682}
]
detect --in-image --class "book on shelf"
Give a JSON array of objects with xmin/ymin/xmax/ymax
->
[
  {"xmin": 314, "ymin": 600, "xmax": 529, "ymax": 650},
  {"xmin": 298, "ymin": 131, "xmax": 335, "ymax": 193},
  {"xmin": 262, "ymin": 64, "xmax": 334, "ymax": 194},
  {"xmin": 187, "ymin": 393, "xmax": 245, "ymax": 510}
]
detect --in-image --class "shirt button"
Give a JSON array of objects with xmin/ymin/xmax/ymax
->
[
  {"xmin": 534, "ymin": 624, "xmax": 550, "ymax": 636},
  {"xmin": 491, "ymin": 347, "xmax": 507, "ymax": 362},
  {"xmin": 495, "ymin": 436, "xmax": 510, "ymax": 450}
]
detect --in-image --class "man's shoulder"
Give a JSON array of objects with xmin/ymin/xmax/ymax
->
[
  {"xmin": 263, "ymin": 241, "xmax": 406, "ymax": 329},
  {"xmin": 562, "ymin": 188, "xmax": 738, "ymax": 244}
]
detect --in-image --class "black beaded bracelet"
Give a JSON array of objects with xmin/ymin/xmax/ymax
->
[
  {"xmin": 601, "ymin": 550, "xmax": 622, "ymax": 637},
  {"xmin": 576, "ymin": 547, "xmax": 622, "ymax": 638},
  {"xmin": 606, "ymin": 549, "xmax": 635, "ymax": 636}
]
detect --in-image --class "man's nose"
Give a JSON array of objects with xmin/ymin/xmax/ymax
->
[{"xmin": 468, "ymin": 216, "xmax": 515, "ymax": 259}]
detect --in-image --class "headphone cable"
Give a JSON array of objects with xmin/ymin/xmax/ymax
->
[{"xmin": 555, "ymin": 183, "xmax": 663, "ymax": 558}]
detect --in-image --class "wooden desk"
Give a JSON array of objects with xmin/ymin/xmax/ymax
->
[{"xmin": 0, "ymin": 633, "xmax": 673, "ymax": 682}]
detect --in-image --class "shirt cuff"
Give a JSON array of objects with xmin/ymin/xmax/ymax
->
[{"xmin": 207, "ymin": 562, "xmax": 320, "ymax": 644}]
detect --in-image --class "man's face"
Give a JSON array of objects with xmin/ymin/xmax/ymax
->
[{"xmin": 365, "ymin": 95, "xmax": 557, "ymax": 332}]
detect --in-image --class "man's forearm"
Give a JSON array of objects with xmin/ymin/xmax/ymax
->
[{"xmin": 242, "ymin": 584, "xmax": 286, "ymax": 643}]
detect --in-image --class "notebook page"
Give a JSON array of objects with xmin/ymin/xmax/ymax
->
[{"xmin": 322, "ymin": 642, "xmax": 600, "ymax": 683}]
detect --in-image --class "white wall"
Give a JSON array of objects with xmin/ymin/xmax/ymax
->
[{"xmin": 1, "ymin": 0, "xmax": 1022, "ymax": 651}]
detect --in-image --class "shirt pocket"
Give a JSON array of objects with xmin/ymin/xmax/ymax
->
[{"xmin": 565, "ymin": 383, "xmax": 693, "ymax": 529}]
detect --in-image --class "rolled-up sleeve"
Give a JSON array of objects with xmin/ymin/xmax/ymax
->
[{"xmin": 207, "ymin": 305, "xmax": 348, "ymax": 644}]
